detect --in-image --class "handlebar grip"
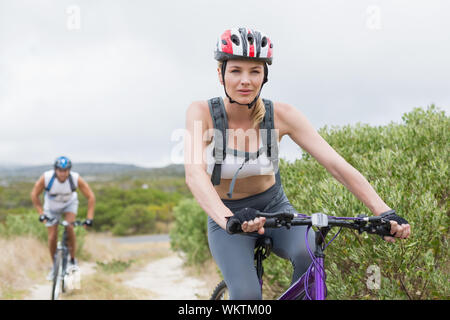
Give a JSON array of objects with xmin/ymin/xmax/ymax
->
[
  {"xmin": 377, "ymin": 223, "xmax": 392, "ymax": 237},
  {"xmin": 257, "ymin": 212, "xmax": 295, "ymax": 220},
  {"xmin": 263, "ymin": 218, "xmax": 279, "ymax": 228},
  {"xmin": 226, "ymin": 218, "xmax": 243, "ymax": 234},
  {"xmin": 39, "ymin": 214, "xmax": 52, "ymax": 222}
]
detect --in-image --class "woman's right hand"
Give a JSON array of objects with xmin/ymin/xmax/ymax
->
[{"xmin": 241, "ymin": 216, "xmax": 266, "ymax": 234}]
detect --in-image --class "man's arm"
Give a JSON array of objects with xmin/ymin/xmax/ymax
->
[
  {"xmin": 77, "ymin": 176, "xmax": 95, "ymax": 220},
  {"xmin": 30, "ymin": 175, "xmax": 45, "ymax": 215}
]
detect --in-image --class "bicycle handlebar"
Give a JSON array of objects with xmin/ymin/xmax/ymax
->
[
  {"xmin": 228, "ymin": 211, "xmax": 392, "ymax": 237},
  {"xmin": 40, "ymin": 215, "xmax": 84, "ymax": 227}
]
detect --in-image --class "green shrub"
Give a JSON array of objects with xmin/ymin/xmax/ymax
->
[
  {"xmin": 272, "ymin": 105, "xmax": 449, "ymax": 299},
  {"xmin": 171, "ymin": 105, "xmax": 449, "ymax": 299},
  {"xmin": 111, "ymin": 204, "xmax": 157, "ymax": 236},
  {"xmin": 96, "ymin": 259, "xmax": 134, "ymax": 273},
  {"xmin": 0, "ymin": 178, "xmax": 187, "ymax": 236},
  {"xmin": 0, "ymin": 211, "xmax": 87, "ymax": 257},
  {"xmin": 0, "ymin": 212, "xmax": 48, "ymax": 242},
  {"xmin": 170, "ymin": 198, "xmax": 210, "ymax": 265},
  {"xmin": 76, "ymin": 184, "xmax": 182, "ymax": 233}
]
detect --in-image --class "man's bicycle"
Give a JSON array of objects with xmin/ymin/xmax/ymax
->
[
  {"xmin": 210, "ymin": 211, "xmax": 392, "ymax": 300},
  {"xmin": 42, "ymin": 215, "xmax": 83, "ymax": 300}
]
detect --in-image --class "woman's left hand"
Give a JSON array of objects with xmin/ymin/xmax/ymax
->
[{"xmin": 384, "ymin": 220, "xmax": 411, "ymax": 243}]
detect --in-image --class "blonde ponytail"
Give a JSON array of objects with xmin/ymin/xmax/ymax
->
[{"xmin": 251, "ymin": 97, "xmax": 266, "ymax": 128}]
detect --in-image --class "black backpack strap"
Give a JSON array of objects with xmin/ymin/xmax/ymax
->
[
  {"xmin": 68, "ymin": 173, "xmax": 77, "ymax": 192},
  {"xmin": 45, "ymin": 171, "xmax": 77, "ymax": 193},
  {"xmin": 45, "ymin": 172, "xmax": 56, "ymax": 192},
  {"xmin": 208, "ymin": 97, "xmax": 228, "ymax": 186},
  {"xmin": 260, "ymin": 99, "xmax": 280, "ymax": 185}
]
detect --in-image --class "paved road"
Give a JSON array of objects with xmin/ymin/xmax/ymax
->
[{"xmin": 114, "ymin": 234, "xmax": 170, "ymax": 244}]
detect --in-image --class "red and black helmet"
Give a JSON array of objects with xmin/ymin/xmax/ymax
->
[{"xmin": 215, "ymin": 28, "xmax": 273, "ymax": 65}]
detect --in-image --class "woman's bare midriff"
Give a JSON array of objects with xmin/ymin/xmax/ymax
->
[{"xmin": 211, "ymin": 174, "xmax": 276, "ymax": 200}]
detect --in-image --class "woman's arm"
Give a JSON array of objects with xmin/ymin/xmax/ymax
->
[
  {"xmin": 184, "ymin": 101, "xmax": 234, "ymax": 230},
  {"xmin": 276, "ymin": 102, "xmax": 410, "ymax": 241}
]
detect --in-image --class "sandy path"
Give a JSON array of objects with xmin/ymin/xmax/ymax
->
[
  {"xmin": 124, "ymin": 253, "xmax": 210, "ymax": 299},
  {"xmin": 26, "ymin": 261, "xmax": 97, "ymax": 300},
  {"xmin": 24, "ymin": 234, "xmax": 216, "ymax": 300}
]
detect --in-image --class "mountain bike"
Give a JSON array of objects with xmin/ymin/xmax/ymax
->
[
  {"xmin": 43, "ymin": 215, "xmax": 83, "ymax": 300},
  {"xmin": 210, "ymin": 211, "xmax": 392, "ymax": 300}
]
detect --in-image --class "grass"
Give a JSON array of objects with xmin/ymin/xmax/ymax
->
[
  {"xmin": 61, "ymin": 233, "xmax": 175, "ymax": 299},
  {"xmin": 0, "ymin": 236, "xmax": 49, "ymax": 299},
  {"xmin": 96, "ymin": 259, "xmax": 135, "ymax": 274},
  {"xmin": 183, "ymin": 258, "xmax": 223, "ymax": 300},
  {"xmin": 62, "ymin": 272, "xmax": 151, "ymax": 300},
  {"xmin": 2, "ymin": 232, "xmax": 216, "ymax": 300},
  {"xmin": 63, "ymin": 236, "xmax": 176, "ymax": 300},
  {"xmin": 1, "ymin": 285, "xmax": 28, "ymax": 300}
]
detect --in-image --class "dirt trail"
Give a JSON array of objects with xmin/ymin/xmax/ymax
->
[
  {"xmin": 24, "ymin": 234, "xmax": 216, "ymax": 300},
  {"xmin": 26, "ymin": 261, "xmax": 97, "ymax": 300},
  {"xmin": 124, "ymin": 254, "xmax": 210, "ymax": 299}
]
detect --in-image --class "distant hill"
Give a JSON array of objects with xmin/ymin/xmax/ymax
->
[{"xmin": 0, "ymin": 163, "xmax": 185, "ymax": 182}]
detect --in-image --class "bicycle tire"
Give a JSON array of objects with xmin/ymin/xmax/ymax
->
[
  {"xmin": 209, "ymin": 280, "xmax": 316, "ymax": 300},
  {"xmin": 61, "ymin": 252, "xmax": 69, "ymax": 293},
  {"xmin": 210, "ymin": 280, "xmax": 229, "ymax": 300},
  {"xmin": 51, "ymin": 251, "xmax": 63, "ymax": 300}
]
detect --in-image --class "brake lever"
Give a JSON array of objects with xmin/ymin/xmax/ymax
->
[
  {"xmin": 356, "ymin": 214, "xmax": 368, "ymax": 234},
  {"xmin": 359, "ymin": 218, "xmax": 391, "ymax": 237},
  {"xmin": 377, "ymin": 219, "xmax": 392, "ymax": 237}
]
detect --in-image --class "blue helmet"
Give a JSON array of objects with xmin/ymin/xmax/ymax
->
[{"xmin": 54, "ymin": 156, "xmax": 72, "ymax": 170}]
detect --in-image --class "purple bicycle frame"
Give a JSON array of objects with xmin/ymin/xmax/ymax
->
[
  {"xmin": 250, "ymin": 213, "xmax": 376, "ymax": 300},
  {"xmin": 277, "ymin": 258, "xmax": 326, "ymax": 300},
  {"xmin": 314, "ymin": 257, "xmax": 326, "ymax": 299},
  {"xmin": 278, "ymin": 226, "xmax": 329, "ymax": 300}
]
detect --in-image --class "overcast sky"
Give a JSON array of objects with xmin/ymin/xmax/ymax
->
[{"xmin": 1, "ymin": 0, "xmax": 449, "ymax": 167}]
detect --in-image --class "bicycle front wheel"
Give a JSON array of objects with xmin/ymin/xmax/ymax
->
[
  {"xmin": 51, "ymin": 251, "xmax": 63, "ymax": 300},
  {"xmin": 210, "ymin": 280, "xmax": 229, "ymax": 300}
]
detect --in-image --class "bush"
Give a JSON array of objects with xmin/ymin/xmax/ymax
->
[
  {"xmin": 77, "ymin": 184, "xmax": 182, "ymax": 234},
  {"xmin": 170, "ymin": 199, "xmax": 210, "ymax": 265},
  {"xmin": 0, "ymin": 211, "xmax": 87, "ymax": 257},
  {"xmin": 0, "ymin": 212, "xmax": 48, "ymax": 242},
  {"xmin": 111, "ymin": 204, "xmax": 157, "ymax": 236},
  {"xmin": 273, "ymin": 105, "xmax": 449, "ymax": 299},
  {"xmin": 96, "ymin": 259, "xmax": 135, "ymax": 273},
  {"xmin": 171, "ymin": 105, "xmax": 449, "ymax": 299},
  {"xmin": 0, "ymin": 178, "xmax": 187, "ymax": 237}
]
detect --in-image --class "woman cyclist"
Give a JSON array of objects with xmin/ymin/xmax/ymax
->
[{"xmin": 184, "ymin": 28, "xmax": 411, "ymax": 300}]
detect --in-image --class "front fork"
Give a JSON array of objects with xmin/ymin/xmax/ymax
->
[
  {"xmin": 313, "ymin": 227, "xmax": 329, "ymax": 300},
  {"xmin": 56, "ymin": 230, "xmax": 69, "ymax": 277}
]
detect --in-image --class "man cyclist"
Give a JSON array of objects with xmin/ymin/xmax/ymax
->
[{"xmin": 30, "ymin": 156, "xmax": 96, "ymax": 280}]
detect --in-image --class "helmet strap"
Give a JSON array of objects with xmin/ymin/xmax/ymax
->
[{"xmin": 221, "ymin": 61, "xmax": 268, "ymax": 109}]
